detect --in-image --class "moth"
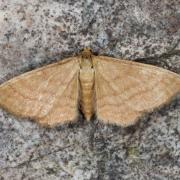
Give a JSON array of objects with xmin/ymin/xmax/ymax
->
[{"xmin": 0, "ymin": 48, "xmax": 180, "ymax": 127}]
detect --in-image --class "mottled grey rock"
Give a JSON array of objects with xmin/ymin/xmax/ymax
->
[{"xmin": 0, "ymin": 0, "xmax": 180, "ymax": 180}]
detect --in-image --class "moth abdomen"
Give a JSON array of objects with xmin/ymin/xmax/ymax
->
[{"xmin": 79, "ymin": 69, "xmax": 95, "ymax": 121}]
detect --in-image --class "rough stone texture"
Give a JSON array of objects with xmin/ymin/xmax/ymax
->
[{"xmin": 0, "ymin": 0, "xmax": 180, "ymax": 179}]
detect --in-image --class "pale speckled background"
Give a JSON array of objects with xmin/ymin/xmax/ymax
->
[{"xmin": 0, "ymin": 0, "xmax": 180, "ymax": 180}]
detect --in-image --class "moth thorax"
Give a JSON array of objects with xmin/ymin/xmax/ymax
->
[{"xmin": 79, "ymin": 69, "xmax": 95, "ymax": 121}]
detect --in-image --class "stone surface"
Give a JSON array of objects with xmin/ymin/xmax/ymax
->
[{"xmin": 0, "ymin": 0, "xmax": 180, "ymax": 179}]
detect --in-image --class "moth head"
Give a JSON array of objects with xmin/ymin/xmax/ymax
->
[
  {"xmin": 79, "ymin": 48, "xmax": 93, "ymax": 68},
  {"xmin": 80, "ymin": 48, "xmax": 93, "ymax": 58}
]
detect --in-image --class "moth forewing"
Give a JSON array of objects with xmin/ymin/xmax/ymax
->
[{"xmin": 94, "ymin": 56, "xmax": 180, "ymax": 126}]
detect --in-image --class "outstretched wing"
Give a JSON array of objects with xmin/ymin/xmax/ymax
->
[
  {"xmin": 94, "ymin": 56, "xmax": 180, "ymax": 127},
  {"xmin": 0, "ymin": 57, "xmax": 79, "ymax": 127}
]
